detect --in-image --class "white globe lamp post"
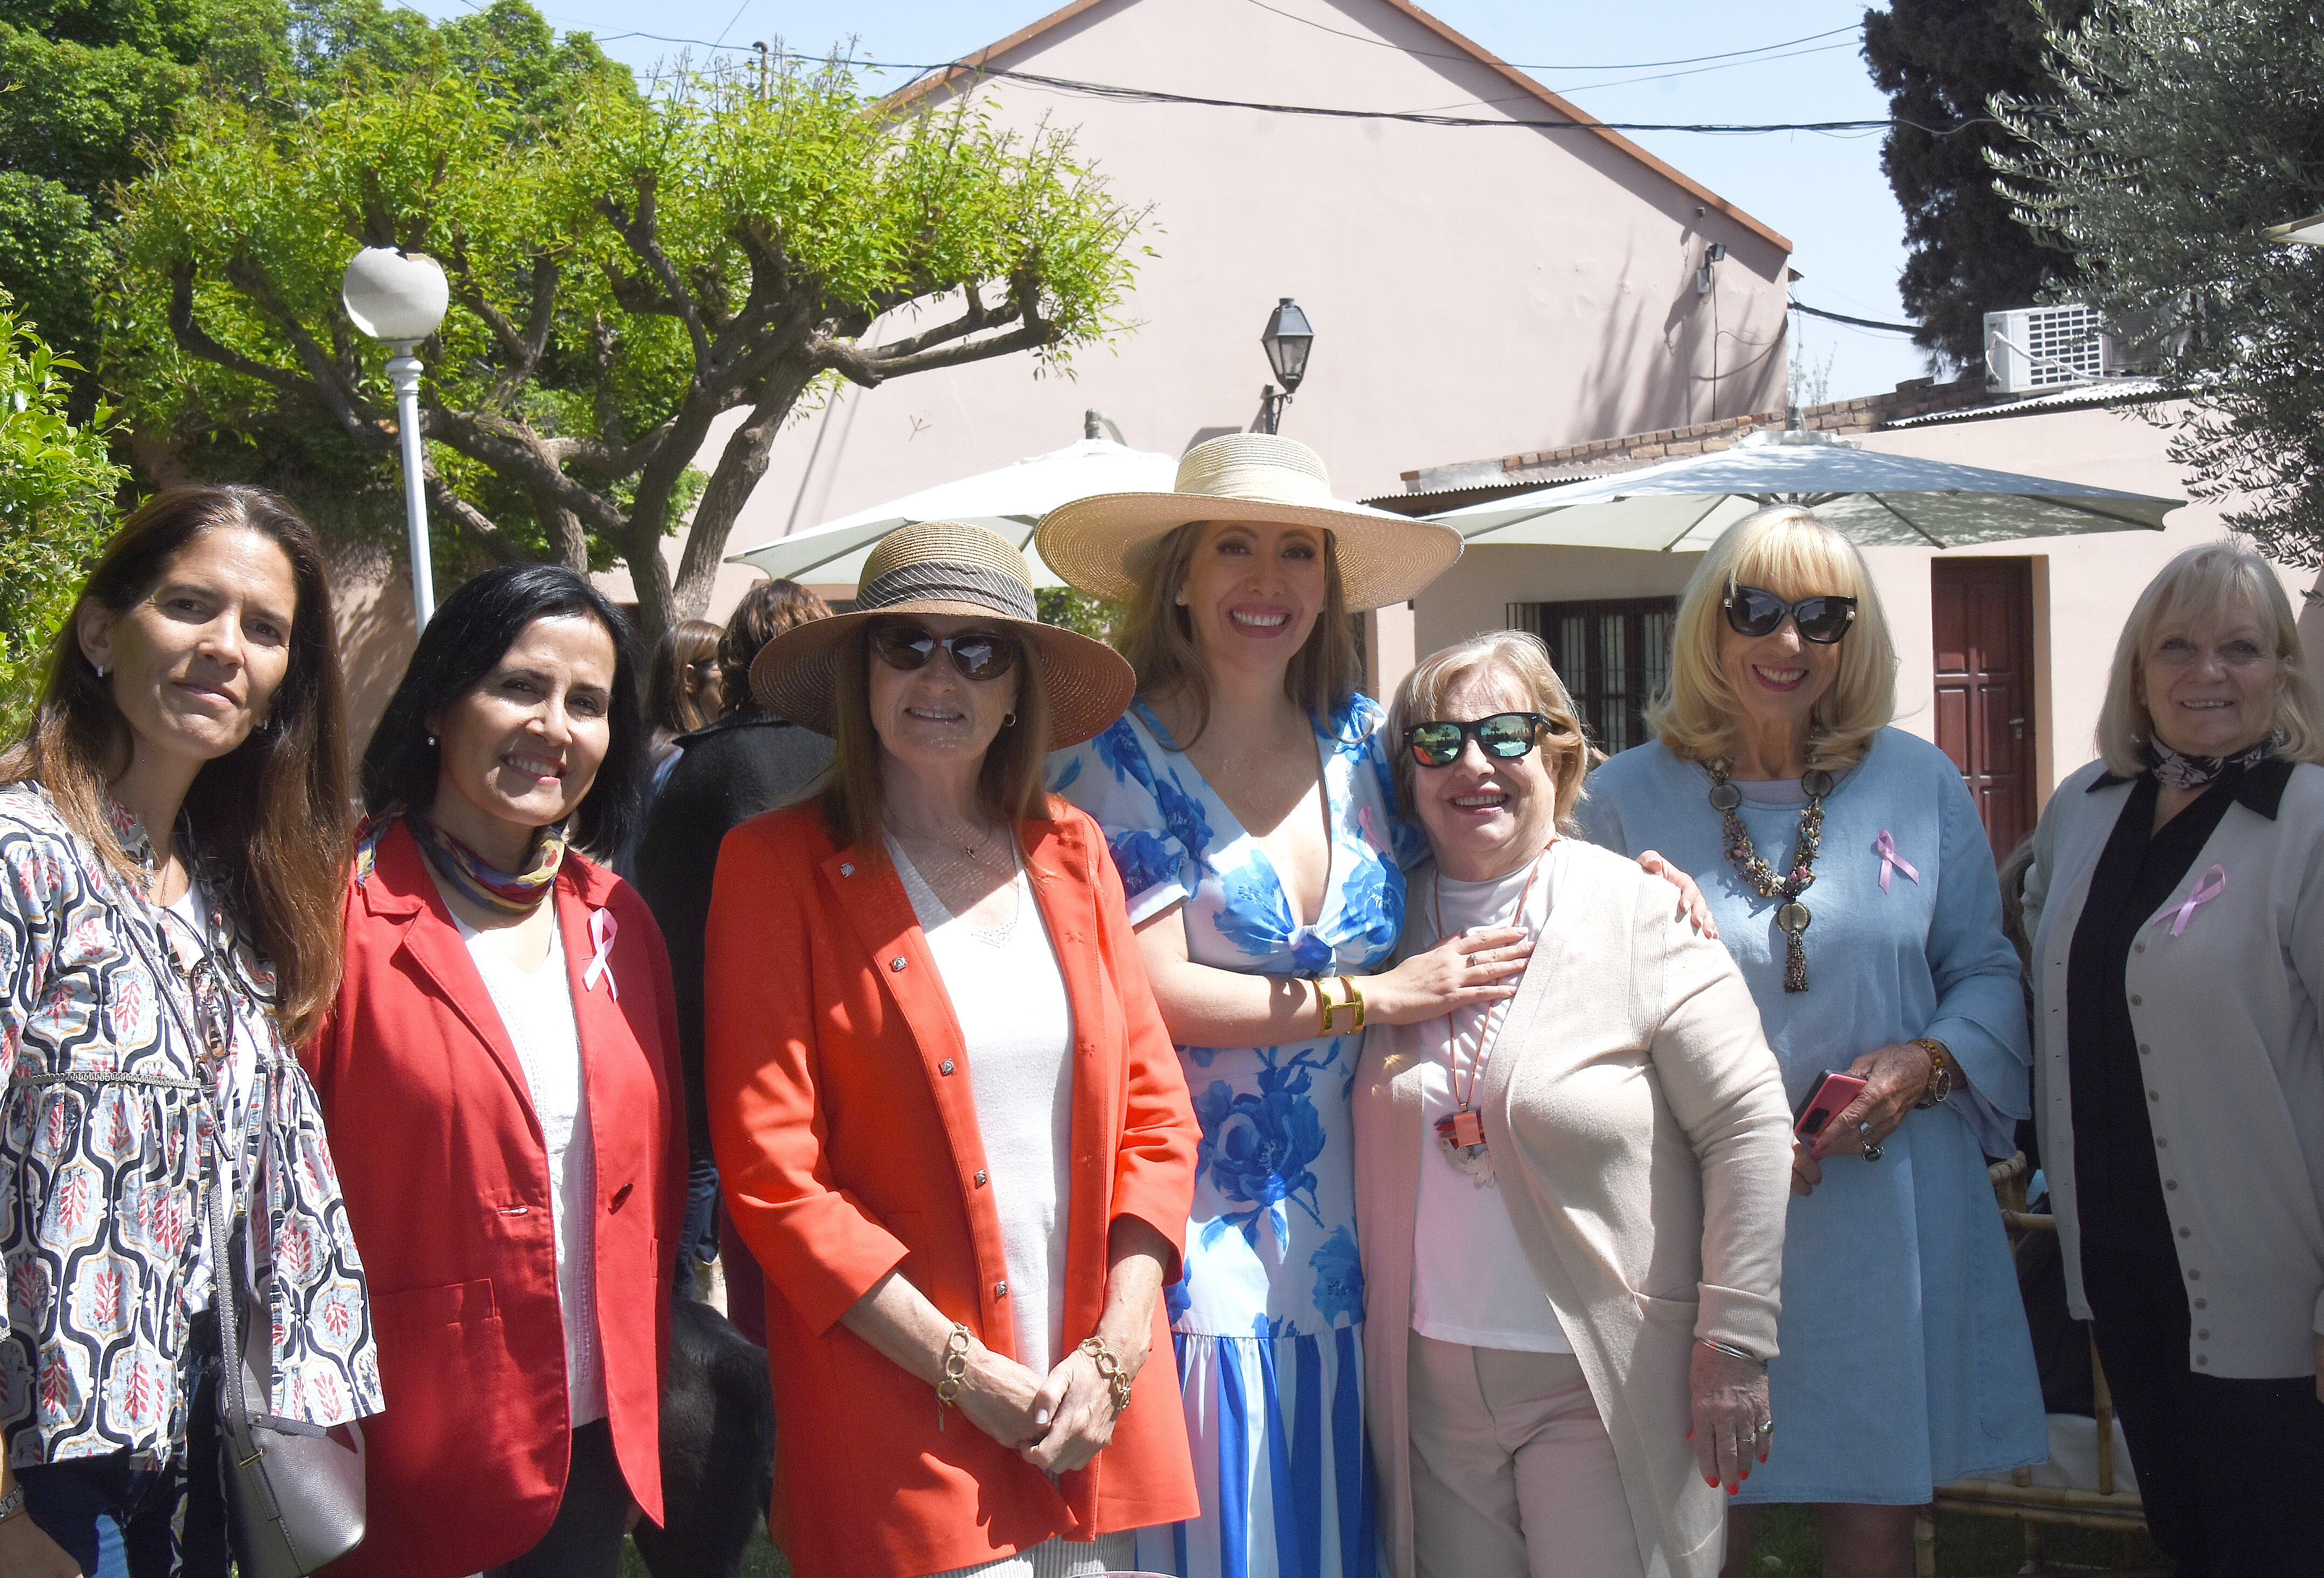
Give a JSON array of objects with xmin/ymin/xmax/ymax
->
[{"xmin": 342, "ymin": 246, "xmax": 451, "ymax": 627}]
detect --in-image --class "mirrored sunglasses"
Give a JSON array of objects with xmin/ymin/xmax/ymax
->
[
  {"xmin": 1723, "ymin": 585, "xmax": 1857, "ymax": 644},
  {"xmin": 1405, "ymin": 711, "xmax": 1558, "ymax": 769},
  {"xmin": 867, "ymin": 621, "xmax": 1020, "ymax": 682}
]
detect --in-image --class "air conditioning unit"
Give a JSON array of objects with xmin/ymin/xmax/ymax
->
[{"xmin": 1984, "ymin": 304, "xmax": 2105, "ymax": 393}]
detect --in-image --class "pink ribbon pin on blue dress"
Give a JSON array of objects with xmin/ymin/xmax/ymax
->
[
  {"xmin": 2155, "ymin": 864, "xmax": 2228, "ymax": 936},
  {"xmin": 1874, "ymin": 830, "xmax": 1920, "ymax": 892}
]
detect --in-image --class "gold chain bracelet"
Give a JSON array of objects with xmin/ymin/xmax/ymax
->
[
  {"xmin": 935, "ymin": 1323, "xmax": 971, "ymax": 1430},
  {"xmin": 1079, "ymin": 1336, "xmax": 1136, "ymax": 1416}
]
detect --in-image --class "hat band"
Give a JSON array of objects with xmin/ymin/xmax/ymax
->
[
  {"xmin": 857, "ymin": 560, "xmax": 1038, "ymax": 621},
  {"xmin": 1172, "ymin": 461, "xmax": 1338, "ymax": 509}
]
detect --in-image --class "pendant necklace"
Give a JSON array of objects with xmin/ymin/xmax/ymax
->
[
  {"xmin": 1707, "ymin": 760, "xmax": 1830, "ymax": 993},
  {"xmin": 1430, "ymin": 852, "xmax": 1544, "ymax": 1182}
]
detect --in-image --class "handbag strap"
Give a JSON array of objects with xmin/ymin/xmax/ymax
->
[{"xmin": 113, "ymin": 893, "xmax": 268, "ymax": 1455}]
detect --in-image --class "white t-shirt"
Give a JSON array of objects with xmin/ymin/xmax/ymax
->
[
  {"xmin": 1410, "ymin": 845, "xmax": 1573, "ymax": 1354},
  {"xmin": 889, "ymin": 838, "xmax": 1076, "ymax": 1379},
  {"xmin": 459, "ymin": 914, "xmax": 607, "ymax": 1425}
]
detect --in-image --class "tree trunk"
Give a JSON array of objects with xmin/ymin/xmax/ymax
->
[{"xmin": 663, "ymin": 363, "xmax": 823, "ymax": 624}]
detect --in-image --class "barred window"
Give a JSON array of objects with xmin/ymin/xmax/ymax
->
[{"xmin": 1506, "ymin": 598, "xmax": 1677, "ymax": 758}]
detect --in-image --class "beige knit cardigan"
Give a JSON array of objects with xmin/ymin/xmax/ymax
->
[{"xmin": 1352, "ymin": 839, "xmax": 1795, "ymax": 1578}]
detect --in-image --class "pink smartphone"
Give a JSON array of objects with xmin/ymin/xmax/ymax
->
[{"xmin": 1794, "ymin": 1070, "xmax": 1869, "ymax": 1143}]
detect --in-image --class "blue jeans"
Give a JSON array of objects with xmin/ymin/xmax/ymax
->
[
  {"xmin": 673, "ymin": 1153, "xmax": 722, "ymax": 1300},
  {"xmin": 16, "ymin": 1342, "xmax": 228, "ymax": 1578}
]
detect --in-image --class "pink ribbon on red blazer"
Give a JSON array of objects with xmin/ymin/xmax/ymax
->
[{"xmin": 584, "ymin": 908, "xmax": 619, "ymax": 997}]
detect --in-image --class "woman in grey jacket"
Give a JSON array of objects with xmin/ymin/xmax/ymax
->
[{"xmin": 2023, "ymin": 541, "xmax": 2324, "ymax": 1576}]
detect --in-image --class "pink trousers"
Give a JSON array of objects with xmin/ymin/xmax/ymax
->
[{"xmin": 1407, "ymin": 1332, "xmax": 1647, "ymax": 1578}]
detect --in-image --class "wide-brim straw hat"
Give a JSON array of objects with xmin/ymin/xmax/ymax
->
[
  {"xmin": 749, "ymin": 518, "xmax": 1135, "ymax": 749},
  {"xmin": 1036, "ymin": 433, "xmax": 1464, "ymax": 612}
]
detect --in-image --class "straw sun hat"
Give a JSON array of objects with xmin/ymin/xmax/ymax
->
[
  {"xmin": 1035, "ymin": 432, "xmax": 1463, "ymax": 611},
  {"xmin": 748, "ymin": 518, "xmax": 1135, "ymax": 749}
]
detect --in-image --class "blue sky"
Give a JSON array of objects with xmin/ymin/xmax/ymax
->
[{"xmin": 407, "ymin": 0, "xmax": 1946, "ymax": 403}]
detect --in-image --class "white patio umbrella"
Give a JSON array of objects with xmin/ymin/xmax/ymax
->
[
  {"xmin": 1437, "ymin": 427, "xmax": 2182, "ymax": 550},
  {"xmin": 727, "ymin": 433, "xmax": 1179, "ymax": 589}
]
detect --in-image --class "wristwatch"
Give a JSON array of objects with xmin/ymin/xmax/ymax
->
[
  {"xmin": 1912, "ymin": 1037, "xmax": 1955, "ymax": 1108},
  {"xmin": 0, "ymin": 1483, "xmax": 25, "ymax": 1524}
]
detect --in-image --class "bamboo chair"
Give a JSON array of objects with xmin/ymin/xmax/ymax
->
[{"xmin": 1912, "ymin": 1155, "xmax": 2162, "ymax": 1577}]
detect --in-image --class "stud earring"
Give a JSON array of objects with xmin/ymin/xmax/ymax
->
[
  {"xmin": 93, "ymin": 663, "xmax": 107, "ymax": 680},
  {"xmin": 426, "ymin": 733, "xmax": 437, "ymax": 748}
]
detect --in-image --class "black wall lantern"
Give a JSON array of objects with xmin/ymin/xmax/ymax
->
[{"xmin": 1259, "ymin": 297, "xmax": 1313, "ymax": 434}]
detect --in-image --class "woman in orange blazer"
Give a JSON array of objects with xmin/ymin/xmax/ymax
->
[
  {"xmin": 706, "ymin": 522, "xmax": 1200, "ymax": 1578},
  {"xmin": 305, "ymin": 566, "xmax": 684, "ymax": 1578}
]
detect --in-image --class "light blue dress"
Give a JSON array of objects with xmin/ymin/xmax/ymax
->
[
  {"xmin": 1578, "ymin": 729, "xmax": 2048, "ymax": 1503},
  {"xmin": 1049, "ymin": 694, "xmax": 1422, "ymax": 1578}
]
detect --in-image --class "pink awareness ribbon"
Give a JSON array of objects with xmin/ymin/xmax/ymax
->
[
  {"xmin": 584, "ymin": 907, "xmax": 619, "ymax": 998},
  {"xmin": 2156, "ymin": 864, "xmax": 2228, "ymax": 937},
  {"xmin": 1874, "ymin": 830, "xmax": 1920, "ymax": 892}
]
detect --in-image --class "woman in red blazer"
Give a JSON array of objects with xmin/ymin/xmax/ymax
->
[
  {"xmin": 706, "ymin": 522, "xmax": 1200, "ymax": 1578},
  {"xmin": 305, "ymin": 566, "xmax": 684, "ymax": 1578}
]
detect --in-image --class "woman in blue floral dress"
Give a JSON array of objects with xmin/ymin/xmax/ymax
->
[{"xmin": 1041, "ymin": 435, "xmax": 1496, "ymax": 1578}]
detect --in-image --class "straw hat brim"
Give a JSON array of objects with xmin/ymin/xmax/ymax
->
[
  {"xmin": 1036, "ymin": 493, "xmax": 1464, "ymax": 612},
  {"xmin": 748, "ymin": 598, "xmax": 1136, "ymax": 749}
]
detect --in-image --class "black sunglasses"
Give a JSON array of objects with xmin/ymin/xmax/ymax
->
[
  {"xmin": 867, "ymin": 621, "xmax": 1020, "ymax": 682},
  {"xmin": 1723, "ymin": 584, "xmax": 1858, "ymax": 644},
  {"xmin": 1405, "ymin": 712, "xmax": 1560, "ymax": 769}
]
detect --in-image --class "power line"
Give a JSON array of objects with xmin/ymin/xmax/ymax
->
[
  {"xmin": 578, "ymin": 39, "xmax": 1990, "ymax": 138},
  {"xmin": 1790, "ymin": 301, "xmax": 1922, "ymax": 333}
]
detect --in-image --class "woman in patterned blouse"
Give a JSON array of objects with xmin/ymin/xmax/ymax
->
[{"xmin": 0, "ymin": 486, "xmax": 383, "ymax": 1577}]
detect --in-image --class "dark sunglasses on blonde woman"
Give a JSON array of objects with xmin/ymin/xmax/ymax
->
[
  {"xmin": 867, "ymin": 621, "xmax": 1020, "ymax": 682},
  {"xmin": 1723, "ymin": 584, "xmax": 1858, "ymax": 644},
  {"xmin": 1405, "ymin": 711, "xmax": 1561, "ymax": 768}
]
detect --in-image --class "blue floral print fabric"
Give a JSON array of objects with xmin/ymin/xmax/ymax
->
[
  {"xmin": 1050, "ymin": 694, "xmax": 1422, "ymax": 1578},
  {"xmin": 0, "ymin": 785, "xmax": 382, "ymax": 1470}
]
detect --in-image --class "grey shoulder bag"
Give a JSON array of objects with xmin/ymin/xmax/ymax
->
[
  {"xmin": 204, "ymin": 1141, "xmax": 369, "ymax": 1578},
  {"xmin": 127, "ymin": 901, "xmax": 369, "ymax": 1576}
]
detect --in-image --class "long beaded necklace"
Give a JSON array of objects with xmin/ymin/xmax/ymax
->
[{"xmin": 1707, "ymin": 760, "xmax": 1832, "ymax": 993}]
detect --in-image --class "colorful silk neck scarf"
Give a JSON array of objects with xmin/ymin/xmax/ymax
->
[{"xmin": 409, "ymin": 813, "xmax": 568, "ymax": 915}]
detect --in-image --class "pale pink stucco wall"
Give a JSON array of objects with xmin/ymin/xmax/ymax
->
[
  {"xmin": 619, "ymin": 0, "xmax": 1793, "ymax": 619},
  {"xmin": 1409, "ymin": 400, "xmax": 2304, "ymax": 808}
]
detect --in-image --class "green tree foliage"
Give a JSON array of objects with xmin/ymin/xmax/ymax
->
[
  {"xmin": 0, "ymin": 297, "xmax": 129, "ymax": 740},
  {"xmin": 1995, "ymin": 0, "xmax": 2324, "ymax": 558},
  {"xmin": 1862, "ymin": 0, "xmax": 2093, "ymax": 370},
  {"xmin": 109, "ymin": 57, "xmax": 1146, "ymax": 635},
  {"xmin": 0, "ymin": 0, "xmax": 624, "ymax": 389}
]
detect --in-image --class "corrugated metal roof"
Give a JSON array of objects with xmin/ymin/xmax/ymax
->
[{"xmin": 1883, "ymin": 377, "xmax": 2168, "ymax": 428}]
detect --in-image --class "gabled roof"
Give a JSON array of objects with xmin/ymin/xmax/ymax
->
[{"xmin": 888, "ymin": 0, "xmax": 1792, "ymax": 254}]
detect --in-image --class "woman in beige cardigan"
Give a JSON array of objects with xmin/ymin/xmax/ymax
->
[{"xmin": 1353, "ymin": 632, "xmax": 1795, "ymax": 1578}]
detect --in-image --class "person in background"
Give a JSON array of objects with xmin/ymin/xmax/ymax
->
[
  {"xmin": 644, "ymin": 619, "xmax": 725, "ymax": 794},
  {"xmin": 0, "ymin": 486, "xmax": 382, "ymax": 1577},
  {"xmin": 1579, "ymin": 506, "xmax": 2046, "ymax": 1578},
  {"xmin": 2022, "ymin": 543, "xmax": 2324, "ymax": 1576},
  {"xmin": 633, "ymin": 577, "xmax": 834, "ymax": 1316},
  {"xmin": 1355, "ymin": 632, "xmax": 1793, "ymax": 1578},
  {"xmin": 306, "ymin": 564, "xmax": 684, "ymax": 1578},
  {"xmin": 706, "ymin": 522, "xmax": 1199, "ymax": 1578}
]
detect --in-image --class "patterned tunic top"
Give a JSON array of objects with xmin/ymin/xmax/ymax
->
[{"xmin": 0, "ymin": 783, "xmax": 382, "ymax": 1465}]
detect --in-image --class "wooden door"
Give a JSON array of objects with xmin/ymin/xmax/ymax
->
[{"xmin": 1932, "ymin": 558, "xmax": 2037, "ymax": 860}]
